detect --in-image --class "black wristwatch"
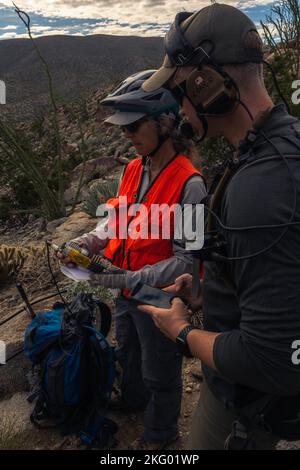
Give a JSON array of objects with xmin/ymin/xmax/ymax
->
[{"xmin": 176, "ymin": 325, "xmax": 197, "ymax": 358}]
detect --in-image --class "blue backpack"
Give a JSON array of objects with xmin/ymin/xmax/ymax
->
[{"xmin": 24, "ymin": 293, "xmax": 118, "ymax": 448}]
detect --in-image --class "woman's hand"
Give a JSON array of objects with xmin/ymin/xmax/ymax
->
[
  {"xmin": 163, "ymin": 273, "xmax": 203, "ymax": 312},
  {"xmin": 55, "ymin": 249, "xmax": 77, "ymax": 268},
  {"xmin": 55, "ymin": 240, "xmax": 88, "ymax": 268}
]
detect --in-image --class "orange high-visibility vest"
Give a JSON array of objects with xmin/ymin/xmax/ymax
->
[{"xmin": 104, "ymin": 155, "xmax": 203, "ymax": 277}]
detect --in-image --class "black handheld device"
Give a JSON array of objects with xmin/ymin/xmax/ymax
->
[{"xmin": 130, "ymin": 283, "xmax": 176, "ymax": 309}]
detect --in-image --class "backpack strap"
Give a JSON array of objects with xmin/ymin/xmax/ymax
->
[
  {"xmin": 91, "ymin": 300, "xmax": 112, "ymax": 338},
  {"xmin": 29, "ymin": 392, "xmax": 60, "ymax": 429},
  {"xmin": 84, "ymin": 325, "xmax": 116, "ymax": 400}
]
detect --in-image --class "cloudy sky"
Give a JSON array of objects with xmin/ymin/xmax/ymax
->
[{"xmin": 0, "ymin": 0, "xmax": 274, "ymax": 40}]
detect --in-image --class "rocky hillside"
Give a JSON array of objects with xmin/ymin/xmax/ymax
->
[{"xmin": 0, "ymin": 34, "xmax": 163, "ymax": 120}]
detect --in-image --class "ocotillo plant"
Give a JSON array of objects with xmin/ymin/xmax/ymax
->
[
  {"xmin": 13, "ymin": 3, "xmax": 66, "ymax": 216},
  {"xmin": 0, "ymin": 120, "xmax": 64, "ymax": 220}
]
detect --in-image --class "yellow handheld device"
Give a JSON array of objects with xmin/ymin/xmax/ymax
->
[{"xmin": 51, "ymin": 241, "xmax": 106, "ymax": 273}]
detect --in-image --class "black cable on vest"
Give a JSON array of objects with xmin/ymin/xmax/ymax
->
[{"xmin": 205, "ymin": 132, "xmax": 299, "ymax": 262}]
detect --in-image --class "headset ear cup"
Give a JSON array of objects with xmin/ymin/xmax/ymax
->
[
  {"xmin": 186, "ymin": 65, "xmax": 237, "ymax": 115},
  {"xmin": 186, "ymin": 68, "xmax": 209, "ymax": 107}
]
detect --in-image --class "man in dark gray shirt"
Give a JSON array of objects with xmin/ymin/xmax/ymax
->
[{"xmin": 140, "ymin": 3, "xmax": 300, "ymax": 449}]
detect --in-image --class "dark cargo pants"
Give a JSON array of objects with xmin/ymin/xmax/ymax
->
[{"xmin": 115, "ymin": 295, "xmax": 183, "ymax": 442}]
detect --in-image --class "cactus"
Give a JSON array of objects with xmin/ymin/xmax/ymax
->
[
  {"xmin": 0, "ymin": 245, "xmax": 27, "ymax": 283},
  {"xmin": 0, "ymin": 244, "xmax": 48, "ymax": 284}
]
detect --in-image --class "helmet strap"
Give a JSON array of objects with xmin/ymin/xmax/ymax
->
[{"xmin": 147, "ymin": 120, "xmax": 170, "ymax": 157}]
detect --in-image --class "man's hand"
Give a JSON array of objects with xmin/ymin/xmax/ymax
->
[
  {"xmin": 138, "ymin": 297, "xmax": 192, "ymax": 341},
  {"xmin": 139, "ymin": 295, "xmax": 219, "ymax": 370},
  {"xmin": 163, "ymin": 273, "xmax": 203, "ymax": 312}
]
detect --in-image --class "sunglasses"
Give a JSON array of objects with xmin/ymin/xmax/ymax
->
[{"xmin": 121, "ymin": 117, "xmax": 148, "ymax": 133}]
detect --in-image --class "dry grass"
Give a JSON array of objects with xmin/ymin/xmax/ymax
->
[{"xmin": 0, "ymin": 413, "xmax": 29, "ymax": 450}]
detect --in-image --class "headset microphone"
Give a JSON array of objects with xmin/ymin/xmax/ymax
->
[
  {"xmin": 180, "ymin": 120, "xmax": 195, "ymax": 139},
  {"xmin": 179, "ymin": 118, "xmax": 207, "ymax": 143}
]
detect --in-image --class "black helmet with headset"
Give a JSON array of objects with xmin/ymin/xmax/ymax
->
[{"xmin": 142, "ymin": 3, "xmax": 264, "ymax": 141}]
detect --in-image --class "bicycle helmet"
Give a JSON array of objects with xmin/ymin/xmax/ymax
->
[{"xmin": 101, "ymin": 69, "xmax": 179, "ymax": 126}]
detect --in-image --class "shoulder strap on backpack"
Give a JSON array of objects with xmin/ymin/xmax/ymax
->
[{"xmin": 91, "ymin": 299, "xmax": 112, "ymax": 338}]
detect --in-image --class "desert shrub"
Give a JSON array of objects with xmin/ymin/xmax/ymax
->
[
  {"xmin": 0, "ymin": 415, "xmax": 29, "ymax": 450},
  {"xmin": 66, "ymin": 281, "xmax": 116, "ymax": 307}
]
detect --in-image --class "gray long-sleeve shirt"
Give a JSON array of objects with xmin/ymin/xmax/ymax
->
[{"xmin": 81, "ymin": 157, "xmax": 206, "ymax": 287}]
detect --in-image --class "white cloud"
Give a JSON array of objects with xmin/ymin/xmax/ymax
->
[
  {"xmin": 34, "ymin": 28, "xmax": 80, "ymax": 35},
  {"xmin": 0, "ymin": 25, "xmax": 18, "ymax": 30},
  {"xmin": 0, "ymin": 1, "xmax": 273, "ymax": 21},
  {"xmin": 30, "ymin": 25, "xmax": 52, "ymax": 32}
]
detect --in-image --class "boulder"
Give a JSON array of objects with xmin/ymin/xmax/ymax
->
[
  {"xmin": 65, "ymin": 158, "xmax": 112, "ymax": 205},
  {"xmin": 71, "ymin": 156, "xmax": 116, "ymax": 182},
  {"xmin": 46, "ymin": 217, "xmax": 68, "ymax": 234},
  {"xmin": 51, "ymin": 211, "xmax": 97, "ymax": 245},
  {"xmin": 0, "ymin": 313, "xmax": 32, "ymax": 399},
  {"xmin": 0, "ymin": 351, "xmax": 31, "ymax": 399},
  {"xmin": 63, "ymin": 184, "xmax": 83, "ymax": 206}
]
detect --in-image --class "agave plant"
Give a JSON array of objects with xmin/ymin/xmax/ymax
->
[{"xmin": 83, "ymin": 179, "xmax": 119, "ymax": 217}]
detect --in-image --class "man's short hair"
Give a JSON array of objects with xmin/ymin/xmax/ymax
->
[{"xmin": 223, "ymin": 31, "xmax": 264, "ymax": 90}]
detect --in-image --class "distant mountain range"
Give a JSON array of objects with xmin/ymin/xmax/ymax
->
[{"xmin": 0, "ymin": 34, "xmax": 163, "ymax": 120}]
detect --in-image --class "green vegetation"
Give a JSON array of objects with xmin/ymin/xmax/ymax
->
[
  {"xmin": 66, "ymin": 281, "xmax": 116, "ymax": 306},
  {"xmin": 261, "ymin": 0, "xmax": 300, "ymax": 118}
]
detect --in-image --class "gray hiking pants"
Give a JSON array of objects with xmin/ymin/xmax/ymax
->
[{"xmin": 115, "ymin": 295, "xmax": 183, "ymax": 442}]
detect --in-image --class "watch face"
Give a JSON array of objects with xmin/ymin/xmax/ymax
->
[
  {"xmin": 176, "ymin": 326, "xmax": 195, "ymax": 358},
  {"xmin": 176, "ymin": 334, "xmax": 189, "ymax": 357}
]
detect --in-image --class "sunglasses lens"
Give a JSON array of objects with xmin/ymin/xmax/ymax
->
[
  {"xmin": 121, "ymin": 118, "xmax": 146, "ymax": 133},
  {"xmin": 124, "ymin": 123, "xmax": 135, "ymax": 133},
  {"xmin": 122, "ymin": 123, "xmax": 135, "ymax": 133}
]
